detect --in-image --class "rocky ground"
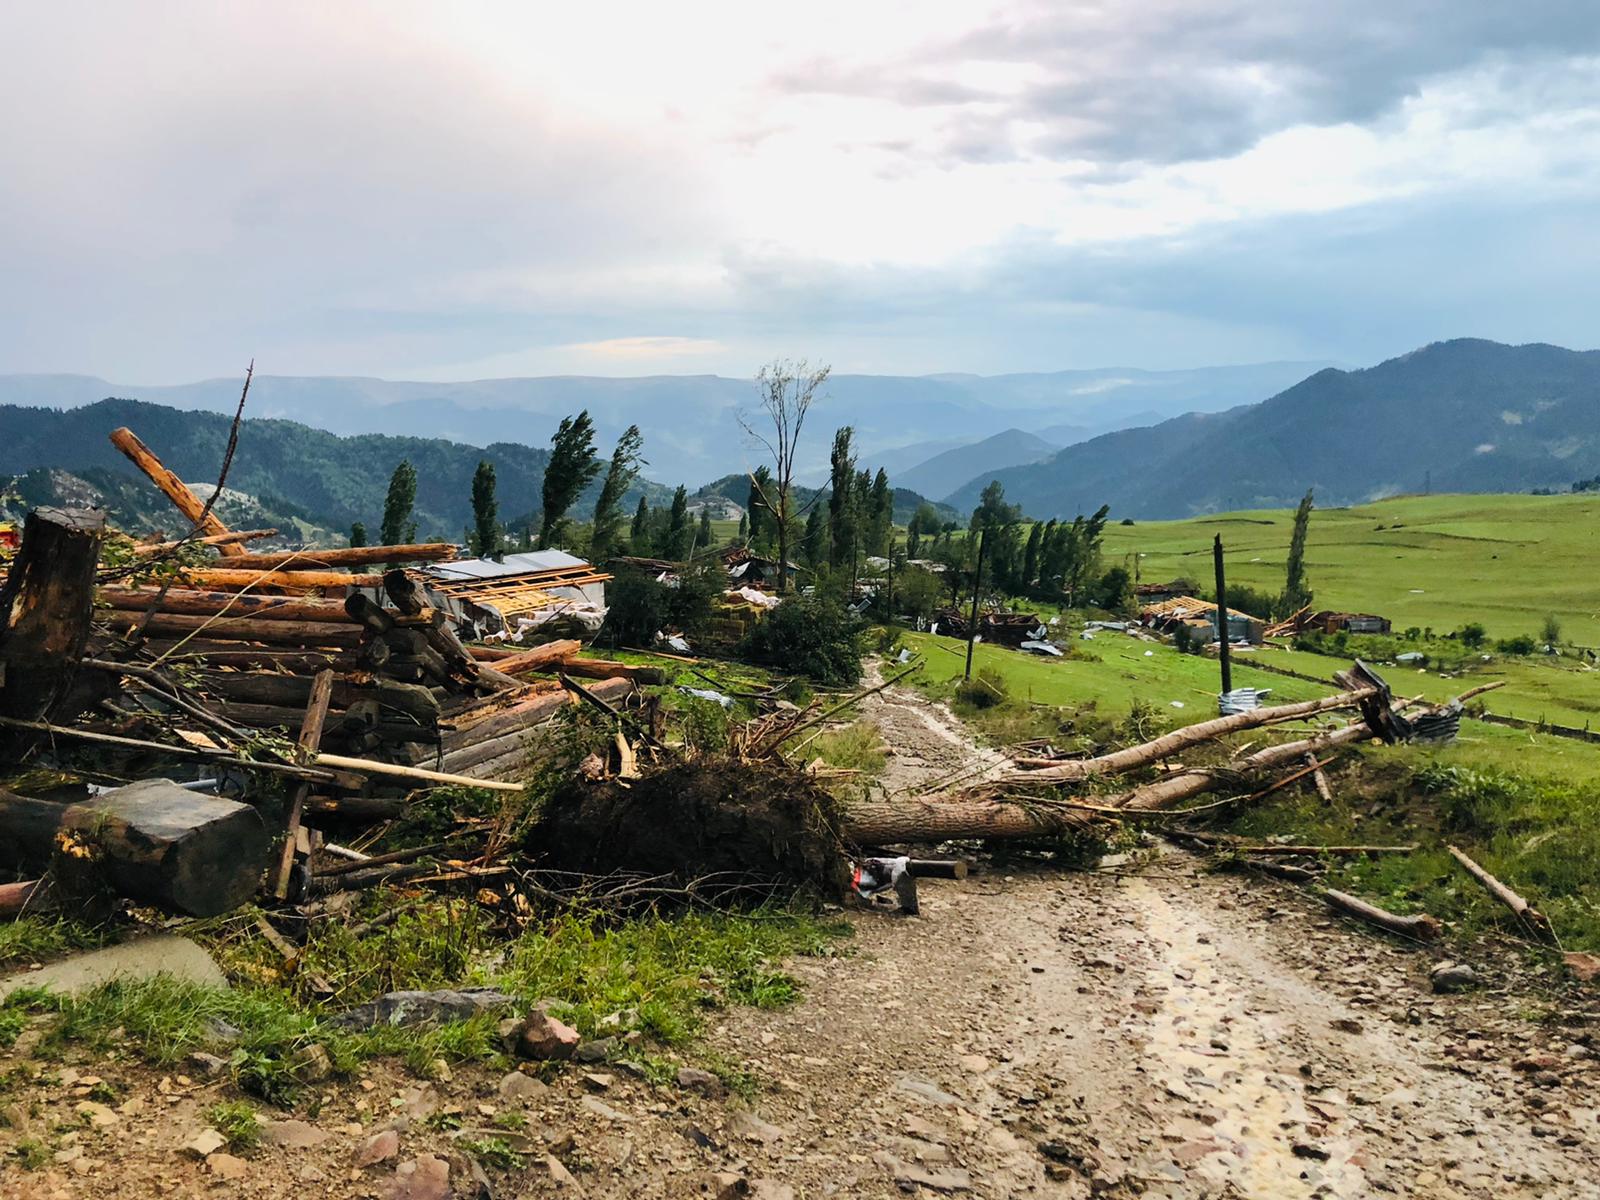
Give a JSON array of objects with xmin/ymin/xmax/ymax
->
[{"xmin": 4, "ymin": 676, "xmax": 1598, "ymax": 1198}]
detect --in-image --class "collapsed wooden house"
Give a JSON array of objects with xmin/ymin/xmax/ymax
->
[
  {"xmin": 931, "ymin": 607, "xmax": 1046, "ymax": 646},
  {"xmin": 1140, "ymin": 595, "xmax": 1266, "ymax": 645},
  {"xmin": 409, "ymin": 549, "xmax": 611, "ymax": 638}
]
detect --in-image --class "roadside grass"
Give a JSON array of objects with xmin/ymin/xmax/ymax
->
[
  {"xmin": 1, "ymin": 900, "xmax": 846, "ymax": 1108},
  {"xmin": 809, "ymin": 720, "xmax": 888, "ymax": 775},
  {"xmin": 0, "ymin": 915, "xmax": 113, "ymax": 969},
  {"xmin": 1216, "ymin": 750, "xmax": 1600, "ymax": 953}
]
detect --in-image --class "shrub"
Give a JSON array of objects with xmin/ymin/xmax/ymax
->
[
  {"xmin": 1453, "ymin": 622, "xmax": 1487, "ymax": 649},
  {"xmin": 896, "ymin": 567, "xmax": 945, "ymax": 621},
  {"xmin": 601, "ymin": 570, "xmax": 671, "ymax": 647},
  {"xmin": 739, "ymin": 595, "xmax": 862, "ymax": 686},
  {"xmin": 1496, "ymin": 634, "xmax": 1537, "ymax": 656},
  {"xmin": 954, "ymin": 667, "xmax": 1008, "ymax": 710}
]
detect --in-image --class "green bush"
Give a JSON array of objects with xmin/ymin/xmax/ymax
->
[
  {"xmin": 739, "ymin": 596, "xmax": 862, "ymax": 686},
  {"xmin": 1496, "ymin": 634, "xmax": 1537, "ymax": 656},
  {"xmin": 954, "ymin": 667, "xmax": 1008, "ymax": 710}
]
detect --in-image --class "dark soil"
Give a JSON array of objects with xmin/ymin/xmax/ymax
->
[{"xmin": 528, "ymin": 759, "xmax": 852, "ymax": 900}]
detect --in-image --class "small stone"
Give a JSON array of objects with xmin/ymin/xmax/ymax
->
[
  {"xmin": 1430, "ymin": 963, "xmax": 1480, "ymax": 993},
  {"xmin": 730, "ymin": 1110, "xmax": 788, "ymax": 1144},
  {"xmin": 1292, "ymin": 1142, "xmax": 1331, "ymax": 1162},
  {"xmin": 355, "ymin": 1128, "xmax": 400, "ymax": 1167},
  {"xmin": 76, "ymin": 1101, "xmax": 118, "ymax": 1128},
  {"xmin": 186, "ymin": 1051, "xmax": 229, "ymax": 1077},
  {"xmin": 583, "ymin": 1072, "xmax": 614, "ymax": 1092},
  {"xmin": 749, "ymin": 1184, "xmax": 796, "ymax": 1200},
  {"xmin": 957, "ymin": 1054, "xmax": 990, "ymax": 1074},
  {"xmin": 543, "ymin": 1154, "xmax": 581, "ymax": 1187},
  {"xmin": 709, "ymin": 1171, "xmax": 750, "ymax": 1199},
  {"xmin": 575, "ymin": 1037, "xmax": 619, "ymax": 1064},
  {"xmin": 183, "ymin": 1129, "xmax": 227, "ymax": 1158},
  {"xmin": 289, "ymin": 1043, "xmax": 334, "ymax": 1082},
  {"xmin": 208, "ymin": 1153, "xmax": 249, "ymax": 1180},
  {"xmin": 677, "ymin": 1067, "xmax": 727, "ymax": 1098},
  {"xmin": 498, "ymin": 1070, "xmax": 548, "ymax": 1103},
  {"xmin": 514, "ymin": 1010, "xmax": 581, "ymax": 1061},
  {"xmin": 1329, "ymin": 1018, "xmax": 1363, "ymax": 1034}
]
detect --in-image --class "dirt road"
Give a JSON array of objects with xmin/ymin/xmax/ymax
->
[
  {"xmin": 7, "ymin": 674, "xmax": 1599, "ymax": 1199},
  {"xmin": 701, "ymin": 673, "xmax": 1600, "ymax": 1197}
]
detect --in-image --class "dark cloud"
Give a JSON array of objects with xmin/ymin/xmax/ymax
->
[{"xmin": 777, "ymin": 2, "xmax": 1600, "ymax": 165}]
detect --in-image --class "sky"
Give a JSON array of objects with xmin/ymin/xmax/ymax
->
[{"xmin": 2, "ymin": 1, "xmax": 1598, "ymax": 383}]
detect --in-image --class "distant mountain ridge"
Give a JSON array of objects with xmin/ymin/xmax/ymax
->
[
  {"xmin": 0, "ymin": 360, "xmax": 1331, "ymax": 490},
  {"xmin": 896, "ymin": 428, "xmax": 1061, "ymax": 501},
  {"xmin": 944, "ymin": 340, "xmax": 1600, "ymax": 519}
]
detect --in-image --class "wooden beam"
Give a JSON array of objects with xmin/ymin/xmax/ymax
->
[
  {"xmin": 102, "ymin": 611, "xmax": 366, "ymax": 647},
  {"xmin": 109, "ymin": 427, "xmax": 244, "ymax": 554},
  {"xmin": 223, "ymin": 543, "xmax": 458, "ymax": 571},
  {"xmin": 132, "ymin": 528, "xmax": 277, "ymax": 553},
  {"xmin": 176, "ymin": 567, "xmax": 383, "ymax": 591},
  {"xmin": 273, "ymin": 669, "xmax": 335, "ymax": 899},
  {"xmin": 99, "ymin": 587, "xmax": 357, "ymax": 623}
]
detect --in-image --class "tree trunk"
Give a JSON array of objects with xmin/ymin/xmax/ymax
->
[
  {"xmin": 177, "ymin": 567, "xmax": 383, "ymax": 591},
  {"xmin": 0, "ymin": 507, "xmax": 107, "ymax": 737},
  {"xmin": 104, "ymin": 611, "xmax": 366, "ymax": 648},
  {"xmin": 100, "ymin": 587, "xmax": 356, "ymax": 622},
  {"xmin": 1446, "ymin": 844, "xmax": 1556, "ymax": 943},
  {"xmin": 109, "ymin": 427, "xmax": 245, "ymax": 554},
  {"xmin": 1324, "ymin": 888, "xmax": 1443, "ymax": 941},
  {"xmin": 0, "ymin": 779, "xmax": 269, "ymax": 917},
  {"xmin": 490, "ymin": 639, "xmax": 582, "ymax": 674},
  {"xmin": 842, "ymin": 794, "xmax": 1097, "ymax": 845}
]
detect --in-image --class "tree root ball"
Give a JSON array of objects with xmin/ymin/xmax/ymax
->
[{"xmin": 527, "ymin": 760, "xmax": 850, "ymax": 901}]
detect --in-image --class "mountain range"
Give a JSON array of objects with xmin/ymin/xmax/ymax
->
[
  {"xmin": 946, "ymin": 340, "xmax": 1600, "ymax": 518},
  {"xmin": 0, "ymin": 360, "xmax": 1329, "ymax": 490}
]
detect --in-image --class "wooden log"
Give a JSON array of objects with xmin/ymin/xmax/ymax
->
[
  {"xmin": 131, "ymin": 528, "xmax": 277, "ymax": 553},
  {"xmin": 907, "ymin": 859, "xmax": 969, "ymax": 879},
  {"xmin": 1324, "ymin": 888, "xmax": 1443, "ymax": 942},
  {"xmin": 103, "ymin": 611, "xmax": 366, "ymax": 648},
  {"xmin": 383, "ymin": 569, "xmax": 426, "ymax": 616},
  {"xmin": 843, "ymin": 794, "xmax": 1097, "ymax": 845},
  {"xmin": 193, "ymin": 671, "xmax": 441, "ymax": 723},
  {"xmin": 1009, "ymin": 688, "xmax": 1374, "ymax": 782},
  {"xmin": 1171, "ymin": 831, "xmax": 1417, "ymax": 855},
  {"xmin": 490, "ymin": 639, "xmax": 583, "ymax": 674},
  {"xmin": 109, "ymin": 427, "xmax": 244, "ymax": 555},
  {"xmin": 223, "ymin": 543, "xmax": 458, "ymax": 571},
  {"xmin": 344, "ymin": 592, "xmax": 396, "ymax": 635},
  {"xmin": 559, "ymin": 658, "xmax": 665, "ymax": 685},
  {"xmin": 177, "ymin": 567, "xmax": 382, "ymax": 591},
  {"xmin": 0, "ymin": 779, "xmax": 269, "ymax": 917},
  {"xmin": 0, "ymin": 879, "xmax": 47, "ymax": 915},
  {"xmin": 436, "ymin": 727, "xmax": 551, "ymax": 775},
  {"xmin": 1446, "ymin": 844, "xmax": 1556, "ymax": 943},
  {"xmin": 1305, "ymin": 751, "xmax": 1334, "ymax": 802},
  {"xmin": 439, "ymin": 690, "xmax": 572, "ymax": 753},
  {"xmin": 100, "ymin": 587, "xmax": 357, "ymax": 622},
  {"xmin": 123, "ymin": 644, "xmax": 360, "ymax": 674},
  {"xmin": 0, "ymin": 508, "xmax": 108, "ymax": 732}
]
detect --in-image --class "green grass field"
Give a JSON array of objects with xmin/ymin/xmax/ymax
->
[{"xmin": 1100, "ymin": 492, "xmax": 1600, "ymax": 644}]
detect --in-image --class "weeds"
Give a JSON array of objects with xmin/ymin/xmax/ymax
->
[
  {"xmin": 11, "ymin": 1137, "xmax": 49, "ymax": 1170},
  {"xmin": 460, "ymin": 1135, "xmax": 526, "ymax": 1170},
  {"xmin": 206, "ymin": 1100, "xmax": 261, "ymax": 1151},
  {"xmin": 0, "ymin": 916, "xmax": 111, "ymax": 968},
  {"xmin": 810, "ymin": 721, "xmax": 887, "ymax": 775}
]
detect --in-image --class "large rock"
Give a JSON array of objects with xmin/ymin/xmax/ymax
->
[
  {"xmin": 328, "ymin": 988, "xmax": 515, "ymax": 1030},
  {"xmin": 0, "ymin": 934, "xmax": 225, "ymax": 1000}
]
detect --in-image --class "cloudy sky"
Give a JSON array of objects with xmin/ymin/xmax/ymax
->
[{"xmin": 3, "ymin": 1, "xmax": 1598, "ymax": 382}]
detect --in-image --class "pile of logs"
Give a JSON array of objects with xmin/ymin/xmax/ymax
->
[{"xmin": 0, "ymin": 424, "xmax": 658, "ymax": 917}]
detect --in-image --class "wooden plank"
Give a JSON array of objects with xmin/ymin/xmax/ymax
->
[{"xmin": 273, "ymin": 669, "xmax": 335, "ymax": 899}]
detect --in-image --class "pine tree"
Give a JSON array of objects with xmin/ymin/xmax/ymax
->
[
  {"xmin": 630, "ymin": 496, "xmax": 650, "ymax": 548},
  {"xmin": 470, "ymin": 460, "xmax": 499, "ymax": 559},
  {"xmin": 748, "ymin": 466, "xmax": 774, "ymax": 551},
  {"xmin": 802, "ymin": 505, "xmax": 826, "ymax": 565},
  {"xmin": 698, "ymin": 507, "xmax": 713, "ymax": 551},
  {"xmin": 590, "ymin": 424, "xmax": 643, "ymax": 560},
  {"xmin": 539, "ymin": 411, "xmax": 602, "ymax": 548},
  {"xmin": 379, "ymin": 460, "xmax": 417, "ymax": 547},
  {"xmin": 665, "ymin": 485, "xmax": 691, "ymax": 560},
  {"xmin": 867, "ymin": 468, "xmax": 892, "ymax": 557},
  {"xmin": 1021, "ymin": 521, "xmax": 1042, "ymax": 593},
  {"xmin": 349, "ymin": 521, "xmax": 367, "ymax": 548},
  {"xmin": 828, "ymin": 427, "xmax": 857, "ymax": 569},
  {"xmin": 1281, "ymin": 487, "xmax": 1315, "ymax": 614}
]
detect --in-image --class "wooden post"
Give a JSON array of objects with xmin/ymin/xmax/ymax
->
[
  {"xmin": 1213, "ymin": 533, "xmax": 1232, "ymax": 695},
  {"xmin": 964, "ymin": 527, "xmax": 989, "ymax": 683},
  {"xmin": 0, "ymin": 507, "xmax": 107, "ymax": 737},
  {"xmin": 109, "ymin": 427, "xmax": 244, "ymax": 553},
  {"xmin": 272, "ymin": 669, "xmax": 335, "ymax": 899}
]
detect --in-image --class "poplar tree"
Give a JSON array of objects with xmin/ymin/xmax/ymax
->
[
  {"xmin": 379, "ymin": 460, "xmax": 417, "ymax": 546},
  {"xmin": 540, "ymin": 411, "xmax": 602, "ymax": 548},
  {"xmin": 470, "ymin": 460, "xmax": 499, "ymax": 558}
]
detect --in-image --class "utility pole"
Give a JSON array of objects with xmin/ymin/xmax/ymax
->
[
  {"xmin": 965, "ymin": 527, "xmax": 989, "ymax": 682},
  {"xmin": 1213, "ymin": 533, "xmax": 1232, "ymax": 695}
]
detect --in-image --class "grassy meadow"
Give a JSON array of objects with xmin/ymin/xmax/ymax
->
[{"xmin": 1100, "ymin": 492, "xmax": 1600, "ymax": 644}]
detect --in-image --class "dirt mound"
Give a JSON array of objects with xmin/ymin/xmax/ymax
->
[{"xmin": 528, "ymin": 759, "xmax": 851, "ymax": 901}]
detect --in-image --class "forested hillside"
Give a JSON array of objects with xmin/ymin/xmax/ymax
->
[{"xmin": 0, "ymin": 398, "xmax": 668, "ymax": 538}]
